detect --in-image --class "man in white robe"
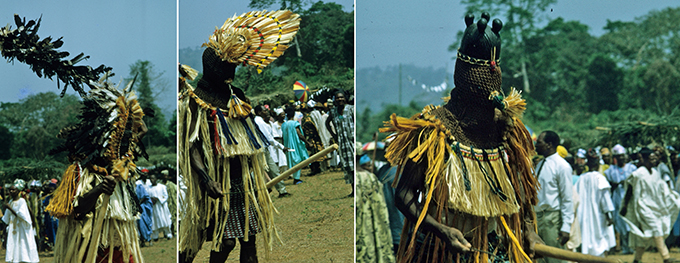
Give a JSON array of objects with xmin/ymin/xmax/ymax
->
[
  {"xmin": 2, "ymin": 179, "xmax": 39, "ymax": 263},
  {"xmin": 575, "ymin": 149, "xmax": 615, "ymax": 257},
  {"xmin": 149, "ymin": 173, "xmax": 173, "ymax": 240},
  {"xmin": 309, "ymin": 100, "xmax": 332, "ymax": 171},
  {"xmin": 271, "ymin": 108, "xmax": 288, "ymax": 172},
  {"xmin": 621, "ymin": 147, "xmax": 680, "ymax": 263}
]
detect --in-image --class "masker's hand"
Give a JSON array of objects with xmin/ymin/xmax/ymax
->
[
  {"xmin": 99, "ymin": 175, "xmax": 116, "ymax": 196},
  {"xmin": 441, "ymin": 226, "xmax": 472, "ymax": 254},
  {"xmin": 558, "ymin": 231, "xmax": 570, "ymax": 246},
  {"xmin": 524, "ymin": 228, "xmax": 545, "ymax": 259}
]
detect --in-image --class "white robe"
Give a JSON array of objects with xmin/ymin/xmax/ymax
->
[
  {"xmin": 623, "ymin": 167, "xmax": 680, "ymax": 248},
  {"xmin": 575, "ymin": 171, "xmax": 616, "ymax": 256},
  {"xmin": 149, "ymin": 183, "xmax": 172, "ymax": 230},
  {"xmin": 2, "ymin": 198, "xmax": 39, "ymax": 263},
  {"xmin": 270, "ymin": 120, "xmax": 287, "ymax": 166}
]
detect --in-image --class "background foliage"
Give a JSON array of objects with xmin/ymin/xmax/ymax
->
[{"xmin": 0, "ymin": 60, "xmax": 175, "ymax": 184}]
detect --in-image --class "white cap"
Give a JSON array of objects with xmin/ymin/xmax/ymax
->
[
  {"xmin": 576, "ymin": 148, "xmax": 586, "ymax": 159},
  {"xmin": 612, "ymin": 144, "xmax": 626, "ymax": 155}
]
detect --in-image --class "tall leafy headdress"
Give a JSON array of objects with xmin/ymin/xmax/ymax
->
[
  {"xmin": 1, "ymin": 14, "xmax": 147, "ymax": 218},
  {"xmin": 188, "ymin": 10, "xmax": 301, "ymax": 119},
  {"xmin": 202, "ymin": 10, "xmax": 300, "ymax": 73}
]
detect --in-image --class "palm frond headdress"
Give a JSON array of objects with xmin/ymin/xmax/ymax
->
[{"xmin": 202, "ymin": 10, "xmax": 300, "ymax": 73}]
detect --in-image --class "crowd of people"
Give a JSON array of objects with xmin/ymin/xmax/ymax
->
[
  {"xmin": 536, "ymin": 132, "xmax": 680, "ymax": 263},
  {"xmin": 0, "ymin": 167, "xmax": 177, "ymax": 262},
  {"xmin": 134, "ymin": 169, "xmax": 177, "ymax": 247},
  {"xmin": 250, "ymin": 92, "xmax": 355, "ymax": 197}
]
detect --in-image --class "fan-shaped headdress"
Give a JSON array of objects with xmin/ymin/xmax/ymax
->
[{"xmin": 203, "ymin": 10, "xmax": 300, "ymax": 73}]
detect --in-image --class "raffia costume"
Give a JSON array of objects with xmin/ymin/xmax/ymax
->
[
  {"xmin": 46, "ymin": 78, "xmax": 147, "ymax": 263},
  {"xmin": 1, "ymin": 15, "xmax": 146, "ymax": 263},
  {"xmin": 381, "ymin": 13, "xmax": 538, "ymax": 263},
  {"xmin": 178, "ymin": 10, "xmax": 300, "ymax": 258}
]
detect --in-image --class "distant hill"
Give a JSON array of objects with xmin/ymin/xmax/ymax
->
[
  {"xmin": 179, "ymin": 46, "xmax": 204, "ymax": 73},
  {"xmin": 356, "ymin": 64, "xmax": 452, "ymax": 113}
]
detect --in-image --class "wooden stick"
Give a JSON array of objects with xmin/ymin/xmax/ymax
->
[
  {"xmin": 84, "ymin": 194, "xmax": 110, "ymax": 263},
  {"xmin": 534, "ymin": 244, "xmax": 622, "ymax": 263},
  {"xmin": 266, "ymin": 144, "xmax": 338, "ymax": 188}
]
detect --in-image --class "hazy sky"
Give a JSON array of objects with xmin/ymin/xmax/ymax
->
[
  {"xmin": 1, "ymin": 0, "xmax": 176, "ymax": 113},
  {"xmin": 179, "ymin": 0, "xmax": 355, "ymax": 49},
  {"xmin": 4, "ymin": 0, "xmax": 678, "ymax": 105},
  {"xmin": 356, "ymin": 0, "xmax": 680, "ymax": 69}
]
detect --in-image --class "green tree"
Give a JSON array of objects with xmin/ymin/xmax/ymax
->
[
  {"xmin": 585, "ymin": 54, "xmax": 622, "ymax": 113},
  {"xmin": 0, "ymin": 92, "xmax": 80, "ymax": 160},
  {"xmin": 0, "ymin": 126, "xmax": 13, "ymax": 160},
  {"xmin": 127, "ymin": 60, "xmax": 174, "ymax": 147},
  {"xmin": 599, "ymin": 7, "xmax": 680, "ymax": 115},
  {"xmin": 249, "ymin": 0, "xmax": 309, "ymax": 13}
]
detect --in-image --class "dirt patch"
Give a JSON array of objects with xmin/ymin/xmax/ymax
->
[
  {"xmin": 605, "ymin": 247, "xmax": 680, "ymax": 263},
  {"xmin": 190, "ymin": 168, "xmax": 355, "ymax": 262}
]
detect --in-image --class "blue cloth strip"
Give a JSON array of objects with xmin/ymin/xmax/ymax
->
[{"xmin": 216, "ymin": 108, "xmax": 237, "ymax": 145}]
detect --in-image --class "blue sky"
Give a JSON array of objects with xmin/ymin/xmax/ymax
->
[
  {"xmin": 356, "ymin": 0, "xmax": 680, "ymax": 69},
  {"xmin": 0, "ymin": 0, "xmax": 176, "ymax": 114},
  {"xmin": 3, "ymin": 0, "xmax": 677, "ymax": 105}
]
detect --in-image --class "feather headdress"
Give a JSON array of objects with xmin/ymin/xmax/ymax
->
[
  {"xmin": 46, "ymin": 74, "xmax": 146, "ymax": 218},
  {"xmin": 202, "ymin": 10, "xmax": 301, "ymax": 73}
]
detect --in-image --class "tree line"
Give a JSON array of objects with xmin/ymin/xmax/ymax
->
[{"xmin": 0, "ymin": 60, "xmax": 176, "ymax": 181}]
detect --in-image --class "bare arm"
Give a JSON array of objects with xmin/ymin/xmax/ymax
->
[
  {"xmin": 325, "ymin": 113, "xmax": 337, "ymax": 140},
  {"xmin": 394, "ymin": 159, "xmax": 471, "ymax": 254},
  {"xmin": 295, "ymin": 126, "xmax": 308, "ymax": 145},
  {"xmin": 73, "ymin": 175, "xmax": 116, "ymax": 220},
  {"xmin": 190, "ymin": 143, "xmax": 223, "ymax": 199},
  {"xmin": 620, "ymin": 183, "xmax": 633, "ymax": 217}
]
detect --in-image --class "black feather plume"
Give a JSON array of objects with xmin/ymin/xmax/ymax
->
[{"xmin": 0, "ymin": 14, "xmax": 112, "ymax": 97}]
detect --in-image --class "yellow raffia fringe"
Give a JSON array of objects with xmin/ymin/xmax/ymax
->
[
  {"xmin": 180, "ymin": 64, "xmax": 199, "ymax": 81},
  {"xmin": 227, "ymin": 94, "xmax": 252, "ymax": 119},
  {"xmin": 52, "ymin": 168, "xmax": 143, "ymax": 263},
  {"xmin": 383, "ymin": 104, "xmax": 539, "ymax": 263},
  {"xmin": 502, "ymin": 87, "xmax": 526, "ymax": 119},
  {"xmin": 500, "ymin": 216, "xmax": 532, "ymax": 263},
  {"xmin": 444, "ymin": 148, "xmax": 520, "ymax": 217},
  {"xmin": 45, "ymin": 163, "xmax": 79, "ymax": 218}
]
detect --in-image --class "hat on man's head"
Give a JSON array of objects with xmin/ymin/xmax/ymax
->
[
  {"xmin": 576, "ymin": 148, "xmax": 586, "ymax": 159},
  {"xmin": 556, "ymin": 145, "xmax": 568, "ymax": 158},
  {"xmin": 13, "ymin": 179, "xmax": 26, "ymax": 191},
  {"xmin": 600, "ymin": 147, "xmax": 611, "ymax": 156},
  {"xmin": 612, "ymin": 144, "xmax": 626, "ymax": 155},
  {"xmin": 30, "ymin": 180, "xmax": 41, "ymax": 187},
  {"xmin": 203, "ymin": 10, "xmax": 300, "ymax": 73}
]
